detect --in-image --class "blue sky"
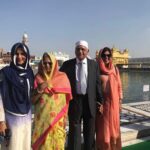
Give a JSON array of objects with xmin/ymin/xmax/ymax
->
[{"xmin": 0, "ymin": 0, "xmax": 150, "ymax": 58}]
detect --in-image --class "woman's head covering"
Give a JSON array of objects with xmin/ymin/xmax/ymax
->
[
  {"xmin": 0, "ymin": 42, "xmax": 34, "ymax": 115},
  {"xmin": 35, "ymin": 53, "xmax": 72, "ymax": 98},
  {"xmin": 10, "ymin": 42, "xmax": 30, "ymax": 70},
  {"xmin": 98, "ymin": 47, "xmax": 114, "ymax": 75},
  {"xmin": 38, "ymin": 53, "xmax": 56, "ymax": 81},
  {"xmin": 100, "ymin": 47, "xmax": 112, "ymax": 57}
]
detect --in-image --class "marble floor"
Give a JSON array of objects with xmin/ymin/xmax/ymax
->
[{"xmin": 121, "ymin": 101, "xmax": 150, "ymax": 146}]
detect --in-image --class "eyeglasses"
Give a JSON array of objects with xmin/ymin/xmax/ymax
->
[
  {"xmin": 43, "ymin": 62, "xmax": 52, "ymax": 66},
  {"xmin": 101, "ymin": 54, "xmax": 111, "ymax": 58}
]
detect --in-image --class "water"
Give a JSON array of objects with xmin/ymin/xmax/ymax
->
[
  {"xmin": 32, "ymin": 68, "xmax": 149, "ymax": 104},
  {"xmin": 120, "ymin": 71, "xmax": 150, "ymax": 104}
]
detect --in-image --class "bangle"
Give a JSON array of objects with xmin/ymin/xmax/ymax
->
[
  {"xmin": 37, "ymin": 88, "xmax": 44, "ymax": 94},
  {"xmin": 97, "ymin": 102, "xmax": 102, "ymax": 106}
]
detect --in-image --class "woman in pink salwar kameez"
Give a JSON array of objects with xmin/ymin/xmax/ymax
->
[{"xmin": 96, "ymin": 47, "xmax": 123, "ymax": 150}]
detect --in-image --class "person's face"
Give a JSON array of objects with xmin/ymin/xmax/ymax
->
[
  {"xmin": 101, "ymin": 50, "xmax": 112, "ymax": 65},
  {"xmin": 43, "ymin": 56, "xmax": 52, "ymax": 74},
  {"xmin": 16, "ymin": 48, "xmax": 26, "ymax": 65},
  {"xmin": 75, "ymin": 45, "xmax": 89, "ymax": 61}
]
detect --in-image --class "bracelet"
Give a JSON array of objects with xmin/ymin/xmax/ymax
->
[
  {"xmin": 37, "ymin": 88, "xmax": 44, "ymax": 94},
  {"xmin": 97, "ymin": 102, "xmax": 102, "ymax": 106}
]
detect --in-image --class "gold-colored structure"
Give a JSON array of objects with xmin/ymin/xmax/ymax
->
[{"xmin": 112, "ymin": 47, "xmax": 129, "ymax": 65}]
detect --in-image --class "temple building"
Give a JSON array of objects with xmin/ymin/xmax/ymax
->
[
  {"xmin": 0, "ymin": 48, "xmax": 10, "ymax": 64},
  {"xmin": 2, "ymin": 52, "xmax": 11, "ymax": 64},
  {"xmin": 111, "ymin": 47, "xmax": 129, "ymax": 65}
]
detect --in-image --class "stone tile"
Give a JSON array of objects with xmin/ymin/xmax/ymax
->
[{"xmin": 121, "ymin": 101, "xmax": 150, "ymax": 146}]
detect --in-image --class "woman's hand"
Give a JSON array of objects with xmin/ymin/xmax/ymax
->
[
  {"xmin": 0, "ymin": 121, "xmax": 7, "ymax": 136},
  {"xmin": 97, "ymin": 102, "xmax": 103, "ymax": 114},
  {"xmin": 32, "ymin": 82, "xmax": 48, "ymax": 104},
  {"xmin": 37, "ymin": 82, "xmax": 48, "ymax": 93}
]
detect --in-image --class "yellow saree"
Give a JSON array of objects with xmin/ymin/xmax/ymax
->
[{"xmin": 32, "ymin": 54, "xmax": 72, "ymax": 150}]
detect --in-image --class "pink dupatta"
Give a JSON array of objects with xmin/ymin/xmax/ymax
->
[{"xmin": 99, "ymin": 54, "xmax": 122, "ymax": 140}]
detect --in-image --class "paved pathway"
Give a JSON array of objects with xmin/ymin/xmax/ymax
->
[
  {"xmin": 30, "ymin": 101, "xmax": 150, "ymax": 148},
  {"xmin": 121, "ymin": 101, "xmax": 150, "ymax": 146}
]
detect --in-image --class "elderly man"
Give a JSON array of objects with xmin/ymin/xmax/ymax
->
[{"xmin": 60, "ymin": 40, "xmax": 103, "ymax": 150}]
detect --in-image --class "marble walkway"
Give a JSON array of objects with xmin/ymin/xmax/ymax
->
[{"xmin": 121, "ymin": 101, "xmax": 150, "ymax": 146}]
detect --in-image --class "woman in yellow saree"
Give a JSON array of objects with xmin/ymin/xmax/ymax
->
[{"xmin": 32, "ymin": 53, "xmax": 72, "ymax": 150}]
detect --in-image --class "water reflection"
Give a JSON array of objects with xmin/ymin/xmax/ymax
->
[{"xmin": 120, "ymin": 71, "xmax": 150, "ymax": 104}]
